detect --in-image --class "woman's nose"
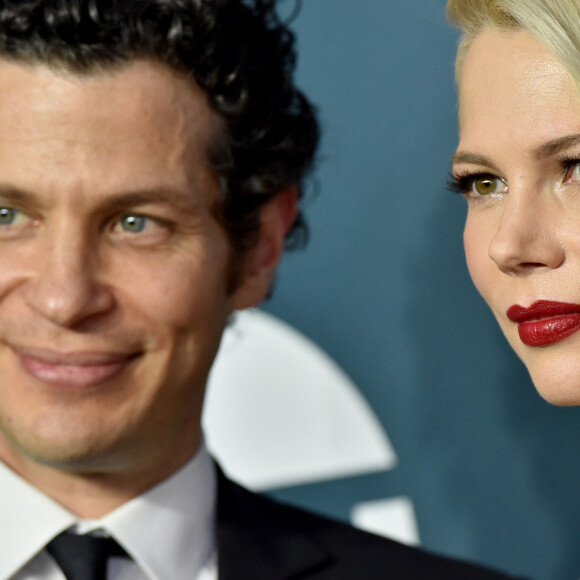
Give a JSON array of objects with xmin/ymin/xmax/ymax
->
[{"xmin": 488, "ymin": 195, "xmax": 564, "ymax": 276}]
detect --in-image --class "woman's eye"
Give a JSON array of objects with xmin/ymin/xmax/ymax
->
[
  {"xmin": 471, "ymin": 175, "xmax": 508, "ymax": 196},
  {"xmin": 564, "ymin": 162, "xmax": 580, "ymax": 183}
]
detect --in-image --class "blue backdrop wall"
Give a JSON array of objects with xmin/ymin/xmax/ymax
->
[{"xmin": 261, "ymin": 1, "xmax": 580, "ymax": 578}]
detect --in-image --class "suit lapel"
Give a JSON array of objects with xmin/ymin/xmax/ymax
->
[{"xmin": 216, "ymin": 470, "xmax": 334, "ymax": 580}]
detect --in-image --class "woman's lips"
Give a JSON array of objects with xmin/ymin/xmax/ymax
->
[
  {"xmin": 507, "ymin": 301, "xmax": 580, "ymax": 346},
  {"xmin": 12, "ymin": 346, "xmax": 139, "ymax": 388}
]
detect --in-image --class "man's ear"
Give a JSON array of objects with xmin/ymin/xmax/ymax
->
[{"xmin": 230, "ymin": 187, "xmax": 298, "ymax": 310}]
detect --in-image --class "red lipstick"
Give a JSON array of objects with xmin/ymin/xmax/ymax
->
[{"xmin": 507, "ymin": 301, "xmax": 580, "ymax": 346}]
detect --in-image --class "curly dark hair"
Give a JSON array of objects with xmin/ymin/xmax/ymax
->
[{"xmin": 0, "ymin": 0, "xmax": 319, "ymax": 279}]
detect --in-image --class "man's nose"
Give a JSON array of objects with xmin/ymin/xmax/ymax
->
[
  {"xmin": 23, "ymin": 228, "xmax": 115, "ymax": 328},
  {"xmin": 488, "ymin": 194, "xmax": 564, "ymax": 276}
]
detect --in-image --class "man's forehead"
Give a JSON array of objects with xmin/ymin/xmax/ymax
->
[
  {"xmin": 0, "ymin": 57, "xmax": 218, "ymax": 148},
  {"xmin": 0, "ymin": 57, "xmax": 222, "ymax": 204},
  {"xmin": 0, "ymin": 57, "xmax": 206, "ymax": 103}
]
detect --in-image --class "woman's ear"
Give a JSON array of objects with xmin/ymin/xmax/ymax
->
[{"xmin": 230, "ymin": 187, "xmax": 298, "ymax": 310}]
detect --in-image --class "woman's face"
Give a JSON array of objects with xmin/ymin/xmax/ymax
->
[{"xmin": 453, "ymin": 27, "xmax": 580, "ymax": 405}]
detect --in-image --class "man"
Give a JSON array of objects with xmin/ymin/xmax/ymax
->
[{"xmin": 0, "ymin": 0, "xmax": 524, "ymax": 578}]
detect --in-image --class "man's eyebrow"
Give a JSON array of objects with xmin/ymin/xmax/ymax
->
[
  {"xmin": 99, "ymin": 188, "xmax": 201, "ymax": 212},
  {"xmin": 451, "ymin": 152, "xmax": 501, "ymax": 172},
  {"xmin": 531, "ymin": 134, "xmax": 580, "ymax": 160},
  {"xmin": 0, "ymin": 184, "xmax": 201, "ymax": 213},
  {"xmin": 0, "ymin": 184, "xmax": 41, "ymax": 206}
]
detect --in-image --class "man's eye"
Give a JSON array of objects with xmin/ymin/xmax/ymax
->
[
  {"xmin": 115, "ymin": 215, "xmax": 150, "ymax": 234},
  {"xmin": 0, "ymin": 208, "xmax": 16, "ymax": 225},
  {"xmin": 472, "ymin": 176, "xmax": 508, "ymax": 196},
  {"xmin": 0, "ymin": 207, "xmax": 28, "ymax": 226}
]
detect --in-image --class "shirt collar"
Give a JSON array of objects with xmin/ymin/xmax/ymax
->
[
  {"xmin": 0, "ymin": 460, "xmax": 76, "ymax": 578},
  {"xmin": 94, "ymin": 441, "xmax": 217, "ymax": 579},
  {"xmin": 0, "ymin": 441, "xmax": 217, "ymax": 580}
]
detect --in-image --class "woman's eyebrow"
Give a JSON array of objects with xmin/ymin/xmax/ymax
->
[
  {"xmin": 453, "ymin": 135, "xmax": 580, "ymax": 169},
  {"xmin": 451, "ymin": 151, "xmax": 500, "ymax": 171},
  {"xmin": 531, "ymin": 134, "xmax": 580, "ymax": 160}
]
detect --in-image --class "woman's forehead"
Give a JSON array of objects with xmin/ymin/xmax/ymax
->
[{"xmin": 458, "ymin": 28, "xmax": 580, "ymax": 149}]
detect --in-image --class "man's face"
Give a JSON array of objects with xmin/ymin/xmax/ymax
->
[{"xmin": 0, "ymin": 60, "xmax": 253, "ymax": 478}]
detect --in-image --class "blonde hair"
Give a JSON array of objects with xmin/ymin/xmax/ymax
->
[{"xmin": 447, "ymin": 0, "xmax": 580, "ymax": 86}]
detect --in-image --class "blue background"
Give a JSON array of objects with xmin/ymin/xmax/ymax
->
[{"xmin": 263, "ymin": 1, "xmax": 580, "ymax": 578}]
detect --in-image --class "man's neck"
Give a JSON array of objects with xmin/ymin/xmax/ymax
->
[{"xmin": 0, "ymin": 430, "xmax": 202, "ymax": 518}]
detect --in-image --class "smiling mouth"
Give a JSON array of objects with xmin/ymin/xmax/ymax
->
[
  {"xmin": 507, "ymin": 301, "xmax": 580, "ymax": 347},
  {"xmin": 11, "ymin": 346, "xmax": 140, "ymax": 388}
]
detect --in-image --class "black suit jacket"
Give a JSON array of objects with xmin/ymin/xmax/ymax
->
[{"xmin": 216, "ymin": 473, "xmax": 525, "ymax": 580}]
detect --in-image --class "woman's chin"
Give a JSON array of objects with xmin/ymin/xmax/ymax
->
[{"xmin": 529, "ymin": 366, "xmax": 580, "ymax": 406}]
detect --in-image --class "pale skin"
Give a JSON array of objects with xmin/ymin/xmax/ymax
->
[
  {"xmin": 0, "ymin": 59, "xmax": 295, "ymax": 517},
  {"xmin": 453, "ymin": 28, "xmax": 580, "ymax": 405}
]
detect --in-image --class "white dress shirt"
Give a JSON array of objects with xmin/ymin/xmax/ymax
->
[{"xmin": 0, "ymin": 442, "xmax": 218, "ymax": 580}]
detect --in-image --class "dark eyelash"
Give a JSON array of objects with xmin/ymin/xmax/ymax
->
[
  {"xmin": 446, "ymin": 173, "xmax": 468, "ymax": 195},
  {"xmin": 446, "ymin": 171, "xmax": 488, "ymax": 195},
  {"xmin": 556, "ymin": 154, "xmax": 580, "ymax": 172}
]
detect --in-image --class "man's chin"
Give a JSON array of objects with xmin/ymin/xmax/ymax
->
[{"xmin": 0, "ymin": 426, "xmax": 135, "ymax": 477}]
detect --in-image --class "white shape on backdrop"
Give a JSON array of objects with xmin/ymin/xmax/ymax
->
[
  {"xmin": 203, "ymin": 308, "xmax": 419, "ymax": 545},
  {"xmin": 351, "ymin": 497, "xmax": 420, "ymax": 547},
  {"xmin": 204, "ymin": 309, "xmax": 393, "ymax": 488}
]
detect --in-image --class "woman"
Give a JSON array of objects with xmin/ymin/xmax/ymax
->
[{"xmin": 448, "ymin": 0, "xmax": 580, "ymax": 405}]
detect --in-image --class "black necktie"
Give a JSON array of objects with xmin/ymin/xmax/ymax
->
[{"xmin": 46, "ymin": 531, "xmax": 129, "ymax": 580}]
